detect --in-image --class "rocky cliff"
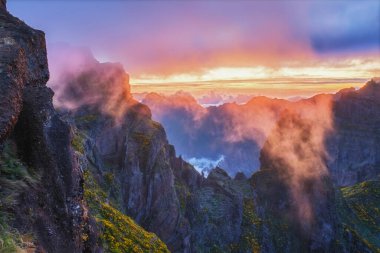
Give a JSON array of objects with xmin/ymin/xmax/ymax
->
[
  {"xmin": 0, "ymin": 3, "xmax": 87, "ymax": 252},
  {"xmin": 56, "ymin": 54, "xmax": 191, "ymax": 251},
  {"xmin": 326, "ymin": 78, "xmax": 380, "ymax": 186},
  {"xmin": 0, "ymin": 3, "xmax": 168, "ymax": 253}
]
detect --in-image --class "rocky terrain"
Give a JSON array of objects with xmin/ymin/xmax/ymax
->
[
  {"xmin": 0, "ymin": 2, "xmax": 168, "ymax": 252},
  {"xmin": 327, "ymin": 79, "xmax": 380, "ymax": 186},
  {"xmin": 0, "ymin": 2, "xmax": 379, "ymax": 253},
  {"xmin": 0, "ymin": 3, "xmax": 87, "ymax": 252}
]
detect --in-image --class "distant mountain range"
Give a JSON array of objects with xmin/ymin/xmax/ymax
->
[{"xmin": 143, "ymin": 79, "xmax": 380, "ymax": 186}]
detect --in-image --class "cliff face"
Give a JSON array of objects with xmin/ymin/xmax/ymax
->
[
  {"xmin": 59, "ymin": 57, "xmax": 191, "ymax": 251},
  {"xmin": 0, "ymin": 3, "xmax": 88, "ymax": 252},
  {"xmin": 0, "ymin": 5, "xmax": 170, "ymax": 253},
  {"xmin": 326, "ymin": 78, "xmax": 380, "ymax": 186},
  {"xmin": 0, "ymin": 3, "xmax": 48, "ymax": 142}
]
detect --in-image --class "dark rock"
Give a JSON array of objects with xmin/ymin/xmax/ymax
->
[
  {"xmin": 69, "ymin": 101, "xmax": 191, "ymax": 252},
  {"xmin": 0, "ymin": 5, "xmax": 88, "ymax": 253},
  {"xmin": 234, "ymin": 171, "xmax": 247, "ymax": 181},
  {"xmin": 207, "ymin": 166, "xmax": 231, "ymax": 181},
  {"xmin": 14, "ymin": 86, "xmax": 85, "ymax": 252},
  {"xmin": 327, "ymin": 78, "xmax": 380, "ymax": 186},
  {"xmin": 0, "ymin": 5, "xmax": 49, "ymax": 142}
]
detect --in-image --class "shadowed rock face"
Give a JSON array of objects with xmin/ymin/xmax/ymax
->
[
  {"xmin": 258, "ymin": 112, "xmax": 339, "ymax": 252},
  {"xmin": 0, "ymin": 3, "xmax": 88, "ymax": 252},
  {"xmin": 326, "ymin": 78, "xmax": 380, "ymax": 186},
  {"xmin": 14, "ymin": 86, "xmax": 86, "ymax": 253},
  {"xmin": 67, "ymin": 100, "xmax": 193, "ymax": 252},
  {"xmin": 0, "ymin": 3, "xmax": 49, "ymax": 142}
]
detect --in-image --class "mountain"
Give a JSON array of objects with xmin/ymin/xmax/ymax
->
[
  {"xmin": 1, "ymin": 2, "xmax": 379, "ymax": 252},
  {"xmin": 327, "ymin": 79, "xmax": 380, "ymax": 185},
  {"xmin": 143, "ymin": 80, "xmax": 380, "ymax": 187},
  {"xmin": 52, "ymin": 44, "xmax": 380, "ymax": 251}
]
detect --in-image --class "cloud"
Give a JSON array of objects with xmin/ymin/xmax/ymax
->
[
  {"xmin": 48, "ymin": 44, "xmax": 134, "ymax": 119},
  {"xmin": 187, "ymin": 155, "xmax": 225, "ymax": 177},
  {"xmin": 260, "ymin": 94, "xmax": 334, "ymax": 229},
  {"xmin": 9, "ymin": 1, "xmax": 379, "ymax": 78}
]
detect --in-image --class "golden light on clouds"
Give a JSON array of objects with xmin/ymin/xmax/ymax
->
[{"xmin": 131, "ymin": 56, "xmax": 380, "ymax": 98}]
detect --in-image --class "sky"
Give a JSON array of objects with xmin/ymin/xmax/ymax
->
[{"xmin": 8, "ymin": 0, "xmax": 380, "ymax": 99}]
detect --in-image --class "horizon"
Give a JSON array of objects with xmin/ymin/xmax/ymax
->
[{"xmin": 8, "ymin": 0, "xmax": 380, "ymax": 99}]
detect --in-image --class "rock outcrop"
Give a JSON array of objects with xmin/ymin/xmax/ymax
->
[
  {"xmin": 13, "ymin": 86, "xmax": 86, "ymax": 252},
  {"xmin": 0, "ymin": 4, "xmax": 170, "ymax": 253},
  {"xmin": 55, "ymin": 54, "xmax": 190, "ymax": 251},
  {"xmin": 0, "ymin": 2, "xmax": 48, "ymax": 142},
  {"xmin": 327, "ymin": 78, "xmax": 380, "ymax": 186},
  {"xmin": 0, "ymin": 3, "xmax": 88, "ymax": 252}
]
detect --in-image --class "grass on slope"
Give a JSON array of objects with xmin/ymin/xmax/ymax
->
[
  {"xmin": 0, "ymin": 140, "xmax": 37, "ymax": 253},
  {"xmin": 84, "ymin": 169, "xmax": 170, "ymax": 253},
  {"xmin": 341, "ymin": 179, "xmax": 380, "ymax": 251}
]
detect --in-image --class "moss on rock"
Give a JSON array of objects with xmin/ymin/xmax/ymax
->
[{"xmin": 84, "ymin": 170, "xmax": 170, "ymax": 253}]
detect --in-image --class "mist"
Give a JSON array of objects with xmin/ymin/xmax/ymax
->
[
  {"xmin": 48, "ymin": 44, "xmax": 134, "ymax": 119},
  {"xmin": 260, "ymin": 95, "xmax": 334, "ymax": 227}
]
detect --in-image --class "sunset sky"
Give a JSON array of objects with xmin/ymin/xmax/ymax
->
[{"xmin": 8, "ymin": 0, "xmax": 380, "ymax": 99}]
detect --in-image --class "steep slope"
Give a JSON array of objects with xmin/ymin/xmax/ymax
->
[
  {"xmin": 0, "ymin": 3, "xmax": 86, "ymax": 252},
  {"xmin": 0, "ymin": 3, "xmax": 168, "ymax": 253},
  {"xmin": 53, "ymin": 51, "xmax": 191, "ymax": 251},
  {"xmin": 327, "ymin": 78, "xmax": 380, "ymax": 186},
  {"xmin": 249, "ymin": 110, "xmax": 379, "ymax": 252}
]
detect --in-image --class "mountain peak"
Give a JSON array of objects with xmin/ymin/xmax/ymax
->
[
  {"xmin": 357, "ymin": 77, "xmax": 380, "ymax": 98},
  {"xmin": 208, "ymin": 167, "xmax": 230, "ymax": 181}
]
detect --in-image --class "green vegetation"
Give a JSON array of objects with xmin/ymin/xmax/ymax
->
[
  {"xmin": 340, "ymin": 180, "xmax": 380, "ymax": 251},
  {"xmin": 71, "ymin": 131, "xmax": 85, "ymax": 154},
  {"xmin": 84, "ymin": 170, "xmax": 170, "ymax": 253},
  {"xmin": 74, "ymin": 114, "xmax": 98, "ymax": 125},
  {"xmin": 174, "ymin": 180, "xmax": 191, "ymax": 213},
  {"xmin": 232, "ymin": 199, "xmax": 262, "ymax": 253},
  {"xmin": 133, "ymin": 133, "xmax": 151, "ymax": 151},
  {"xmin": 0, "ymin": 140, "xmax": 37, "ymax": 253},
  {"xmin": 150, "ymin": 121, "xmax": 162, "ymax": 130},
  {"xmin": 132, "ymin": 132, "xmax": 153, "ymax": 170}
]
